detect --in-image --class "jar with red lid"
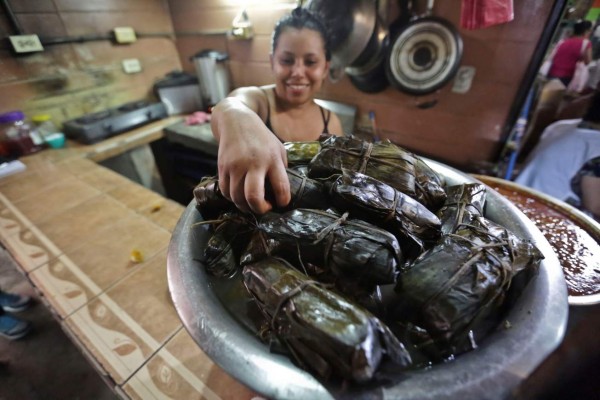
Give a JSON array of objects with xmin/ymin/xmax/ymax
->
[{"xmin": 0, "ymin": 110, "xmax": 43, "ymax": 157}]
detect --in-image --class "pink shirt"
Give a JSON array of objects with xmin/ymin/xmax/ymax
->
[{"xmin": 548, "ymin": 37, "xmax": 591, "ymax": 79}]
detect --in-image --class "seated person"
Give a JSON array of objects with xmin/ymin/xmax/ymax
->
[{"xmin": 515, "ymin": 91, "xmax": 600, "ymax": 220}]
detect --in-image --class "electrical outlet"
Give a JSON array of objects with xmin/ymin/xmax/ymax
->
[
  {"xmin": 9, "ymin": 34, "xmax": 44, "ymax": 53},
  {"xmin": 122, "ymin": 58, "xmax": 142, "ymax": 74},
  {"xmin": 114, "ymin": 27, "xmax": 137, "ymax": 43}
]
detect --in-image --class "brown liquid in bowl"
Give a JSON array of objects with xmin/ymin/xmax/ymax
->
[{"xmin": 489, "ymin": 185, "xmax": 600, "ymax": 297}]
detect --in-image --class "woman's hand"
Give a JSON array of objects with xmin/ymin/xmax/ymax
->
[{"xmin": 211, "ymin": 97, "xmax": 291, "ymax": 214}]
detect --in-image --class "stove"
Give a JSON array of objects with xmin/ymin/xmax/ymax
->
[{"xmin": 63, "ymin": 100, "xmax": 168, "ymax": 144}]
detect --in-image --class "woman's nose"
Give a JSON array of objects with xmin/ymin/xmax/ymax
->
[{"xmin": 291, "ymin": 61, "xmax": 305, "ymax": 76}]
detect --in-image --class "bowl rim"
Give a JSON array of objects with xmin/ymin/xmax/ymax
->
[
  {"xmin": 168, "ymin": 160, "xmax": 569, "ymax": 400},
  {"xmin": 474, "ymin": 174, "xmax": 600, "ymax": 306}
]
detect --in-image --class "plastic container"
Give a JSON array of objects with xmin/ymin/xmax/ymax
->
[
  {"xmin": 44, "ymin": 132, "xmax": 66, "ymax": 149},
  {"xmin": 0, "ymin": 111, "xmax": 42, "ymax": 157},
  {"xmin": 32, "ymin": 114, "xmax": 59, "ymax": 139}
]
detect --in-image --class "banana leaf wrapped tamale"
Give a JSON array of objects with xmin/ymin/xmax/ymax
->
[
  {"xmin": 241, "ymin": 208, "xmax": 403, "ymax": 286},
  {"xmin": 414, "ymin": 157, "xmax": 447, "ymax": 211},
  {"xmin": 284, "ymin": 141, "xmax": 322, "ymax": 166},
  {"xmin": 203, "ymin": 213, "xmax": 255, "ymax": 277},
  {"xmin": 392, "ymin": 216, "xmax": 543, "ymax": 358},
  {"xmin": 328, "ymin": 170, "xmax": 441, "ymax": 259},
  {"xmin": 437, "ymin": 183, "xmax": 487, "ymax": 235},
  {"xmin": 194, "ymin": 177, "xmax": 235, "ymax": 220},
  {"xmin": 307, "ymin": 136, "xmax": 418, "ymax": 199},
  {"xmin": 194, "ymin": 170, "xmax": 330, "ymax": 216},
  {"xmin": 243, "ymin": 257, "xmax": 412, "ymax": 383}
]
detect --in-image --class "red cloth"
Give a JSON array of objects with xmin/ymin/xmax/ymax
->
[
  {"xmin": 548, "ymin": 38, "xmax": 591, "ymax": 80},
  {"xmin": 460, "ymin": 0, "xmax": 514, "ymax": 30}
]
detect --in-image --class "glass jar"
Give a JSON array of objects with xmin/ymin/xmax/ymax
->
[
  {"xmin": 32, "ymin": 114, "xmax": 59, "ymax": 140},
  {"xmin": 0, "ymin": 111, "xmax": 42, "ymax": 157}
]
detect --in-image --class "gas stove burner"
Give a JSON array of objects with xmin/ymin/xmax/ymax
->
[
  {"xmin": 117, "ymin": 100, "xmax": 150, "ymax": 112},
  {"xmin": 75, "ymin": 110, "xmax": 112, "ymax": 124},
  {"xmin": 63, "ymin": 100, "xmax": 168, "ymax": 144}
]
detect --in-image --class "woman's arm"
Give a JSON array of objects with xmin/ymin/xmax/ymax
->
[
  {"xmin": 580, "ymin": 175, "xmax": 600, "ymax": 217},
  {"xmin": 211, "ymin": 87, "xmax": 291, "ymax": 214}
]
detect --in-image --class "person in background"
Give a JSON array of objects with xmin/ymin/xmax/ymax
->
[
  {"xmin": 547, "ymin": 19, "xmax": 593, "ymax": 87},
  {"xmin": 210, "ymin": 7, "xmax": 343, "ymax": 215},
  {"xmin": 515, "ymin": 90, "xmax": 600, "ymax": 221},
  {"xmin": 590, "ymin": 16, "xmax": 600, "ymax": 60},
  {"xmin": 0, "ymin": 290, "xmax": 31, "ymax": 340}
]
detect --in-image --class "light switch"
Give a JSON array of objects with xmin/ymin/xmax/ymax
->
[
  {"xmin": 122, "ymin": 58, "xmax": 142, "ymax": 74},
  {"xmin": 114, "ymin": 27, "xmax": 137, "ymax": 43},
  {"xmin": 9, "ymin": 34, "xmax": 44, "ymax": 53}
]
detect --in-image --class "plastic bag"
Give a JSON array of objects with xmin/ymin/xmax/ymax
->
[
  {"xmin": 460, "ymin": 0, "xmax": 514, "ymax": 30},
  {"xmin": 567, "ymin": 62, "xmax": 590, "ymax": 93}
]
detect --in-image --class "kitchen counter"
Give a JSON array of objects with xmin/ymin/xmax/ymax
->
[
  {"xmin": 0, "ymin": 118, "xmax": 259, "ymax": 399},
  {"xmin": 1, "ymin": 119, "xmax": 597, "ymax": 399}
]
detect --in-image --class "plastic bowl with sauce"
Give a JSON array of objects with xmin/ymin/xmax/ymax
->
[{"xmin": 475, "ymin": 175, "xmax": 600, "ymax": 306}]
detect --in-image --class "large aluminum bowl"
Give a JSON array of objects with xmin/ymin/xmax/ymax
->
[{"xmin": 167, "ymin": 160, "xmax": 568, "ymax": 400}]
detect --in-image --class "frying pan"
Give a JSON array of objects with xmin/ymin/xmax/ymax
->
[{"xmin": 386, "ymin": 0, "xmax": 463, "ymax": 95}]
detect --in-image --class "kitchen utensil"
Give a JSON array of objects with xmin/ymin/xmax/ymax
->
[
  {"xmin": 304, "ymin": 0, "xmax": 377, "ymax": 82},
  {"xmin": 190, "ymin": 50, "xmax": 231, "ymax": 108},
  {"xmin": 386, "ymin": 0, "xmax": 463, "ymax": 95},
  {"xmin": 345, "ymin": 16, "xmax": 390, "ymax": 93},
  {"xmin": 167, "ymin": 160, "xmax": 568, "ymax": 400},
  {"xmin": 153, "ymin": 71, "xmax": 203, "ymax": 115},
  {"xmin": 476, "ymin": 174, "xmax": 600, "ymax": 306},
  {"xmin": 62, "ymin": 100, "xmax": 167, "ymax": 144}
]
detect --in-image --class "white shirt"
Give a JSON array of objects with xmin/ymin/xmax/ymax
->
[{"xmin": 515, "ymin": 121, "xmax": 600, "ymax": 204}]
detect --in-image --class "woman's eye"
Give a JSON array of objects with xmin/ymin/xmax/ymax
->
[
  {"xmin": 305, "ymin": 60, "xmax": 317, "ymax": 66},
  {"xmin": 280, "ymin": 58, "xmax": 294, "ymax": 65}
]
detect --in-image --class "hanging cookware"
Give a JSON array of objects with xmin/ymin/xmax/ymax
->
[
  {"xmin": 386, "ymin": 0, "xmax": 463, "ymax": 95},
  {"xmin": 304, "ymin": 0, "xmax": 377, "ymax": 82},
  {"xmin": 345, "ymin": 16, "xmax": 390, "ymax": 93}
]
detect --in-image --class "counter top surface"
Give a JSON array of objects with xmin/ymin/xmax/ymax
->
[
  {"xmin": 0, "ymin": 119, "xmax": 259, "ymax": 399},
  {"xmin": 1, "ymin": 119, "xmax": 597, "ymax": 399}
]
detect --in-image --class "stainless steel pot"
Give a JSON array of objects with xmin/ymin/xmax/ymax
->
[
  {"xmin": 305, "ymin": 0, "xmax": 377, "ymax": 81},
  {"xmin": 167, "ymin": 160, "xmax": 568, "ymax": 400}
]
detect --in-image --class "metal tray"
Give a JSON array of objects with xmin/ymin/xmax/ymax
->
[{"xmin": 167, "ymin": 160, "xmax": 568, "ymax": 400}]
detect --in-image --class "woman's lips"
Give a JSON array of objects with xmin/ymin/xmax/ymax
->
[{"xmin": 286, "ymin": 83, "xmax": 309, "ymax": 94}]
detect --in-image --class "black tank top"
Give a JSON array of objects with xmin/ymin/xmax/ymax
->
[{"xmin": 262, "ymin": 88, "xmax": 330, "ymax": 142}]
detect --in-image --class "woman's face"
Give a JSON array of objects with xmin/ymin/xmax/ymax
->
[{"xmin": 270, "ymin": 27, "xmax": 330, "ymax": 106}]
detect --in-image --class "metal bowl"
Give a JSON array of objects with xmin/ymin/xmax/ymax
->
[
  {"xmin": 475, "ymin": 174, "xmax": 600, "ymax": 307},
  {"xmin": 167, "ymin": 160, "xmax": 568, "ymax": 400}
]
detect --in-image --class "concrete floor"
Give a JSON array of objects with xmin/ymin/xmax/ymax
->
[{"xmin": 0, "ymin": 246, "xmax": 118, "ymax": 400}]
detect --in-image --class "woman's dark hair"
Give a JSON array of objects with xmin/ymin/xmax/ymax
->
[
  {"xmin": 271, "ymin": 7, "xmax": 331, "ymax": 61},
  {"xmin": 573, "ymin": 19, "xmax": 592, "ymax": 36}
]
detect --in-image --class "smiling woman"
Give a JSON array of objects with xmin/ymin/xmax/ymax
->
[{"xmin": 210, "ymin": 7, "xmax": 343, "ymax": 215}]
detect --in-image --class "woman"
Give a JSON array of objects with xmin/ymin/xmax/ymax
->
[
  {"xmin": 547, "ymin": 19, "xmax": 592, "ymax": 87},
  {"xmin": 211, "ymin": 8, "xmax": 343, "ymax": 215},
  {"xmin": 515, "ymin": 90, "xmax": 600, "ymax": 221}
]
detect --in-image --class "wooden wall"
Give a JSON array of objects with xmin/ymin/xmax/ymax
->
[
  {"xmin": 0, "ymin": 0, "xmax": 181, "ymax": 126},
  {"xmin": 0, "ymin": 0, "xmax": 555, "ymax": 170},
  {"xmin": 169, "ymin": 0, "xmax": 555, "ymax": 170}
]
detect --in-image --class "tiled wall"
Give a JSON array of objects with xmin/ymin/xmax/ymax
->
[
  {"xmin": 0, "ymin": 0, "xmax": 181, "ymax": 126},
  {"xmin": 1, "ymin": 0, "xmax": 554, "ymax": 169},
  {"xmin": 169, "ymin": 0, "xmax": 554, "ymax": 169}
]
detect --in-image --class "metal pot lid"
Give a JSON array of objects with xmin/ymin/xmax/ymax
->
[{"xmin": 386, "ymin": 17, "xmax": 463, "ymax": 95}]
